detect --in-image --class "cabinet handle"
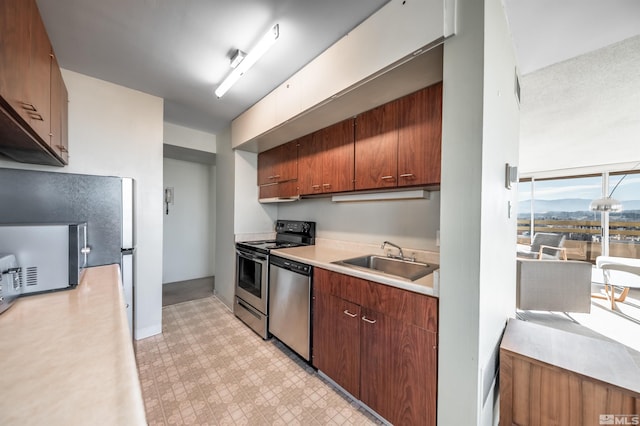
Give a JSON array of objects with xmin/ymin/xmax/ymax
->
[
  {"xmin": 361, "ymin": 316, "xmax": 377, "ymax": 324},
  {"xmin": 399, "ymin": 173, "xmax": 415, "ymax": 178},
  {"xmin": 322, "ymin": 183, "xmax": 331, "ymax": 188},
  {"xmin": 19, "ymin": 102, "xmax": 37, "ymax": 112},
  {"xmin": 57, "ymin": 145, "xmax": 68, "ymax": 153},
  {"xmin": 268, "ymin": 175, "xmax": 275, "ymax": 179},
  {"xmin": 343, "ymin": 310, "xmax": 357, "ymax": 318},
  {"xmin": 28, "ymin": 112, "xmax": 44, "ymax": 121},
  {"xmin": 273, "ymin": 174, "xmax": 280, "ymax": 179},
  {"xmin": 311, "ymin": 185, "xmax": 321, "ymax": 189},
  {"xmin": 381, "ymin": 176, "xmax": 395, "ymax": 180}
]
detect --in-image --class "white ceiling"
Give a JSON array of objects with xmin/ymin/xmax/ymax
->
[
  {"xmin": 36, "ymin": 0, "xmax": 390, "ymax": 134},
  {"xmin": 504, "ymin": 0, "xmax": 640, "ymax": 75},
  {"xmin": 35, "ymin": 0, "xmax": 640, "ymax": 135}
]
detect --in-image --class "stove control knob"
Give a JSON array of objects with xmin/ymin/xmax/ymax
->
[{"xmin": 302, "ymin": 223, "xmax": 310, "ymax": 233}]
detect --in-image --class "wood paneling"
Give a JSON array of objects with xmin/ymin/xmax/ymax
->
[
  {"xmin": 313, "ymin": 267, "xmax": 438, "ymax": 425},
  {"xmin": 0, "ymin": 0, "xmax": 67, "ymax": 166},
  {"xmin": 501, "ymin": 348, "xmax": 640, "ymax": 426},
  {"xmin": 398, "ymin": 82, "xmax": 442, "ymax": 187},
  {"xmin": 297, "ymin": 133, "xmax": 321, "ymax": 195},
  {"xmin": 321, "ymin": 118, "xmax": 354, "ymax": 193},
  {"xmin": 312, "ymin": 291, "xmax": 361, "ymax": 397},
  {"xmin": 360, "ymin": 308, "xmax": 437, "ymax": 426},
  {"xmin": 354, "ymin": 101, "xmax": 399, "ymax": 190},
  {"xmin": 257, "ymin": 140, "xmax": 298, "ymax": 185},
  {"xmin": 360, "ymin": 279, "xmax": 438, "ymax": 332},
  {"xmin": 314, "ymin": 267, "xmax": 363, "ymax": 304}
]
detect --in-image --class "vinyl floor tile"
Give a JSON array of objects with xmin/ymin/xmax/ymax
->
[{"xmin": 135, "ymin": 296, "xmax": 383, "ymax": 425}]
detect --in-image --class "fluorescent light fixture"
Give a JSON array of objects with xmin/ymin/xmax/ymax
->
[
  {"xmin": 214, "ymin": 24, "xmax": 279, "ymax": 98},
  {"xmin": 331, "ymin": 190, "xmax": 430, "ymax": 203},
  {"xmin": 229, "ymin": 50, "xmax": 246, "ymax": 69}
]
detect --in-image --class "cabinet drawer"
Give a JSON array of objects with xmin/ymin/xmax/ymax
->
[
  {"xmin": 314, "ymin": 268, "xmax": 364, "ymax": 304},
  {"xmin": 361, "ymin": 280, "xmax": 438, "ymax": 332}
]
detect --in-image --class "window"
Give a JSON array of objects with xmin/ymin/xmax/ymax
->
[
  {"xmin": 608, "ymin": 171, "xmax": 640, "ymax": 259},
  {"xmin": 517, "ymin": 171, "xmax": 640, "ymax": 262}
]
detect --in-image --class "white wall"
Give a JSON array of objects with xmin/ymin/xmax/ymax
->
[
  {"xmin": 233, "ymin": 151, "xmax": 277, "ymax": 235},
  {"xmin": 478, "ymin": 0, "xmax": 520, "ymax": 423},
  {"xmin": 214, "ymin": 129, "xmax": 236, "ymax": 308},
  {"xmin": 519, "ymin": 35, "xmax": 640, "ymax": 175},
  {"xmin": 164, "ymin": 122, "xmax": 216, "ymax": 153},
  {"xmin": 277, "ymin": 193, "xmax": 440, "ymax": 251},
  {"xmin": 439, "ymin": 0, "xmax": 519, "ymax": 424},
  {"xmin": 162, "ymin": 158, "xmax": 214, "ymax": 283},
  {"xmin": 0, "ymin": 69, "xmax": 164, "ymax": 340}
]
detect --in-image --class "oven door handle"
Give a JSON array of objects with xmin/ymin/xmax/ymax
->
[{"xmin": 236, "ymin": 250, "xmax": 267, "ymax": 263}]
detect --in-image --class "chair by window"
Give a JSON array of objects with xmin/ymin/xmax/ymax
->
[
  {"xmin": 516, "ymin": 259, "xmax": 592, "ymax": 313},
  {"xmin": 517, "ymin": 233, "xmax": 567, "ymax": 260}
]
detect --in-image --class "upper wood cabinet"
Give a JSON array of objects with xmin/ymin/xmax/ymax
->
[
  {"xmin": 0, "ymin": 0, "xmax": 69, "ymax": 166},
  {"xmin": 50, "ymin": 54, "xmax": 69, "ymax": 163},
  {"xmin": 299, "ymin": 118, "xmax": 354, "ymax": 195},
  {"xmin": 354, "ymin": 101, "xmax": 399, "ymax": 190},
  {"xmin": 257, "ymin": 140, "xmax": 298, "ymax": 185},
  {"xmin": 397, "ymin": 82, "xmax": 442, "ymax": 187},
  {"xmin": 355, "ymin": 83, "xmax": 442, "ymax": 190}
]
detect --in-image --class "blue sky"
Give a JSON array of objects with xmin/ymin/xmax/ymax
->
[{"xmin": 518, "ymin": 175, "xmax": 640, "ymax": 202}]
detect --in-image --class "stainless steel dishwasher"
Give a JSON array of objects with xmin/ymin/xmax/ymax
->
[{"xmin": 268, "ymin": 255, "xmax": 312, "ymax": 361}]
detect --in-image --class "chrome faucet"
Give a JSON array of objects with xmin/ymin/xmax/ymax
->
[{"xmin": 381, "ymin": 241, "xmax": 404, "ymax": 260}]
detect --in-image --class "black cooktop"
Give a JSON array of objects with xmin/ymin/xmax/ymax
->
[{"xmin": 236, "ymin": 220, "xmax": 316, "ymax": 255}]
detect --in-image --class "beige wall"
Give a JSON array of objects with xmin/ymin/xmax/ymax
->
[{"xmin": 0, "ymin": 69, "xmax": 165, "ymax": 340}]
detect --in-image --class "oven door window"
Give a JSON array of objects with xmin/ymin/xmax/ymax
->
[{"xmin": 237, "ymin": 255, "xmax": 262, "ymax": 298}]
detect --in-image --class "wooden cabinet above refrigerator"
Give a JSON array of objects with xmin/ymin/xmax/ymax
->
[{"xmin": 0, "ymin": 0, "xmax": 69, "ymax": 166}]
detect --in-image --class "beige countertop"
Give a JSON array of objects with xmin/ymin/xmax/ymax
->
[
  {"xmin": 501, "ymin": 318, "xmax": 640, "ymax": 396},
  {"xmin": 271, "ymin": 244, "xmax": 440, "ymax": 297},
  {"xmin": 0, "ymin": 264, "xmax": 147, "ymax": 426}
]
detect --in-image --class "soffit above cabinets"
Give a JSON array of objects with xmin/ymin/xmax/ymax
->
[{"xmin": 241, "ymin": 43, "xmax": 444, "ymax": 154}]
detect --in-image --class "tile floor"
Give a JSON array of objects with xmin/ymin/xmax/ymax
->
[{"xmin": 135, "ymin": 296, "xmax": 382, "ymax": 425}]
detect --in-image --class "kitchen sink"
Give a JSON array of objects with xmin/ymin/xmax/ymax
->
[{"xmin": 332, "ymin": 255, "xmax": 437, "ymax": 281}]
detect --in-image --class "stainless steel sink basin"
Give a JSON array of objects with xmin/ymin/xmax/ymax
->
[{"xmin": 332, "ymin": 255, "xmax": 437, "ymax": 281}]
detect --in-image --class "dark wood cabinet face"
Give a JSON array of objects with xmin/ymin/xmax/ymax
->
[
  {"xmin": 258, "ymin": 140, "xmax": 298, "ymax": 185},
  {"xmin": 354, "ymin": 101, "xmax": 399, "ymax": 190},
  {"xmin": 312, "ymin": 291, "xmax": 361, "ymax": 397},
  {"xmin": 298, "ymin": 119, "xmax": 354, "ymax": 195},
  {"xmin": 298, "ymin": 133, "xmax": 322, "ymax": 195},
  {"xmin": 321, "ymin": 118, "xmax": 354, "ymax": 193},
  {"xmin": 0, "ymin": 0, "xmax": 68, "ymax": 166},
  {"xmin": 312, "ymin": 268, "xmax": 438, "ymax": 426},
  {"xmin": 360, "ymin": 308, "xmax": 437, "ymax": 426},
  {"xmin": 398, "ymin": 83, "xmax": 442, "ymax": 187}
]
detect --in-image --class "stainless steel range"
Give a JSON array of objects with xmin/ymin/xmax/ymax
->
[{"xmin": 234, "ymin": 220, "xmax": 315, "ymax": 339}]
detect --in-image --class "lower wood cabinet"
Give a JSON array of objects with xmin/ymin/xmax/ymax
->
[{"xmin": 312, "ymin": 268, "xmax": 438, "ymax": 426}]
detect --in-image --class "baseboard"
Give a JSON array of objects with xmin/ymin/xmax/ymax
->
[{"xmin": 135, "ymin": 324, "xmax": 162, "ymax": 340}]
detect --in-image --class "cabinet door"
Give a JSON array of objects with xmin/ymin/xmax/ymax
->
[
  {"xmin": 354, "ymin": 101, "xmax": 399, "ymax": 190},
  {"xmin": 50, "ymin": 53, "xmax": 68, "ymax": 163},
  {"xmin": 26, "ymin": 0, "xmax": 52, "ymax": 144},
  {"xmin": 360, "ymin": 307, "xmax": 437, "ymax": 426},
  {"xmin": 277, "ymin": 140, "xmax": 298, "ymax": 182},
  {"xmin": 258, "ymin": 141, "xmax": 298, "ymax": 185},
  {"xmin": 257, "ymin": 148, "xmax": 277, "ymax": 185},
  {"xmin": 0, "ymin": 0, "xmax": 32, "ymax": 117},
  {"xmin": 398, "ymin": 83, "xmax": 442, "ymax": 187},
  {"xmin": 258, "ymin": 180, "xmax": 298, "ymax": 200},
  {"xmin": 298, "ymin": 132, "xmax": 323, "ymax": 195},
  {"xmin": 312, "ymin": 291, "xmax": 361, "ymax": 398},
  {"xmin": 314, "ymin": 267, "xmax": 362, "ymax": 305},
  {"xmin": 322, "ymin": 118, "xmax": 354, "ymax": 193}
]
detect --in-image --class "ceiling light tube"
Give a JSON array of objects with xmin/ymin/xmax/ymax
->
[{"xmin": 215, "ymin": 24, "xmax": 279, "ymax": 98}]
